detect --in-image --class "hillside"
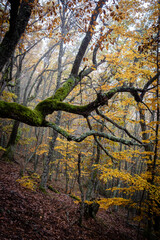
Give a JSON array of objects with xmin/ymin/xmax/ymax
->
[{"xmin": 0, "ymin": 161, "xmax": 146, "ymax": 240}]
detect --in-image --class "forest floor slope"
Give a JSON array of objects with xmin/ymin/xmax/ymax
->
[{"xmin": 0, "ymin": 161, "xmax": 146, "ymax": 240}]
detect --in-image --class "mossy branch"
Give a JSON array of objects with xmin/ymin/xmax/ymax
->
[
  {"xmin": 0, "ymin": 101, "xmax": 44, "ymax": 126},
  {"xmin": 44, "ymin": 121, "xmax": 143, "ymax": 146},
  {"xmin": 52, "ymin": 77, "xmax": 76, "ymax": 101},
  {"xmin": 0, "ymin": 85, "xmax": 144, "ymax": 127}
]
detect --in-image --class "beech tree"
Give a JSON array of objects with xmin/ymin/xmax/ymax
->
[
  {"xmin": 0, "ymin": 0, "xmax": 159, "ymax": 177},
  {"xmin": 0, "ymin": 0, "xmax": 159, "ymax": 237},
  {"xmin": 1, "ymin": 0, "xmax": 158, "ymax": 137}
]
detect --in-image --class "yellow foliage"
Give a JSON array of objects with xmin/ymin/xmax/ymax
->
[
  {"xmin": 1, "ymin": 91, "xmax": 17, "ymax": 102},
  {"xmin": 19, "ymin": 137, "xmax": 36, "ymax": 145},
  {"xmin": 36, "ymin": 144, "xmax": 48, "ymax": 155},
  {"xmin": 16, "ymin": 173, "xmax": 40, "ymax": 191},
  {"xmin": 97, "ymin": 197, "xmax": 131, "ymax": 210},
  {"xmin": 0, "ymin": 146, "xmax": 6, "ymax": 151},
  {"xmin": 133, "ymin": 215, "xmax": 143, "ymax": 222}
]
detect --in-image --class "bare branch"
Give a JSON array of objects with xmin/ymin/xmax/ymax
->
[
  {"xmin": 71, "ymin": 0, "xmax": 106, "ymax": 76},
  {"xmin": 92, "ymin": 28, "xmax": 113, "ymax": 66},
  {"xmin": 44, "ymin": 121, "xmax": 142, "ymax": 146},
  {"xmin": 90, "ymin": 114, "xmax": 115, "ymax": 136},
  {"xmin": 96, "ymin": 109, "xmax": 143, "ymax": 144},
  {"xmin": 86, "ymin": 117, "xmax": 117, "ymax": 163},
  {"xmin": 140, "ymin": 73, "xmax": 160, "ymax": 100}
]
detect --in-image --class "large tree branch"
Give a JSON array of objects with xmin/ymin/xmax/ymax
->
[
  {"xmin": 0, "ymin": 101, "xmax": 44, "ymax": 126},
  {"xmin": 44, "ymin": 121, "xmax": 142, "ymax": 146},
  {"xmin": 0, "ymin": 85, "xmax": 144, "ymax": 126},
  {"xmin": 35, "ymin": 85, "xmax": 144, "ymax": 117},
  {"xmin": 0, "ymin": 101, "xmax": 144, "ymax": 146}
]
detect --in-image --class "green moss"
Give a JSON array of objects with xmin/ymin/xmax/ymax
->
[
  {"xmin": 69, "ymin": 194, "xmax": 81, "ymax": 201},
  {"xmin": 52, "ymin": 77, "xmax": 75, "ymax": 101},
  {"xmin": 55, "ymin": 101, "xmax": 89, "ymax": 115},
  {"xmin": 3, "ymin": 66, "xmax": 10, "ymax": 82},
  {"xmin": 39, "ymin": 186, "xmax": 47, "ymax": 193},
  {"xmin": 0, "ymin": 76, "xmax": 88, "ymax": 126},
  {"xmin": 35, "ymin": 97, "xmax": 56, "ymax": 115},
  {"xmin": 0, "ymin": 101, "xmax": 44, "ymax": 126},
  {"xmin": 48, "ymin": 185, "xmax": 60, "ymax": 193},
  {"xmin": 106, "ymin": 87, "xmax": 118, "ymax": 99},
  {"xmin": 15, "ymin": 128, "xmax": 22, "ymax": 143},
  {"xmin": 35, "ymin": 97, "xmax": 90, "ymax": 117}
]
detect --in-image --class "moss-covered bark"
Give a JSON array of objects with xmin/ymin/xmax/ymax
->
[
  {"xmin": 0, "ymin": 86, "xmax": 143, "ymax": 127},
  {"xmin": 35, "ymin": 98, "xmax": 97, "ymax": 117},
  {"xmin": 0, "ymin": 101, "xmax": 44, "ymax": 126},
  {"xmin": 52, "ymin": 77, "xmax": 76, "ymax": 101}
]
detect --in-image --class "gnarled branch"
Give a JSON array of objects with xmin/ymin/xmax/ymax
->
[
  {"xmin": 0, "ymin": 85, "xmax": 144, "ymax": 125},
  {"xmin": 44, "ymin": 121, "xmax": 142, "ymax": 146}
]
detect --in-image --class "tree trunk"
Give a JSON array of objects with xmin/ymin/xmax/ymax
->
[
  {"xmin": 40, "ymin": 3, "xmax": 67, "ymax": 189},
  {"xmin": 40, "ymin": 111, "xmax": 61, "ymax": 189},
  {"xmin": 0, "ymin": 0, "xmax": 33, "ymax": 74},
  {"xmin": 2, "ymin": 120, "xmax": 20, "ymax": 162}
]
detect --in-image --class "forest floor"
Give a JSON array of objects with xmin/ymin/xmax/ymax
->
[{"xmin": 0, "ymin": 160, "xmax": 147, "ymax": 240}]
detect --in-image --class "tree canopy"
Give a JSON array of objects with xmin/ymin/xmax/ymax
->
[
  {"xmin": 0, "ymin": 0, "xmax": 158, "ymax": 143},
  {"xmin": 0, "ymin": 1, "xmax": 159, "ymax": 238}
]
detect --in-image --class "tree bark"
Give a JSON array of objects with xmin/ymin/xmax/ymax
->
[
  {"xmin": 0, "ymin": 0, "xmax": 34, "ymax": 73},
  {"xmin": 2, "ymin": 120, "xmax": 20, "ymax": 162}
]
